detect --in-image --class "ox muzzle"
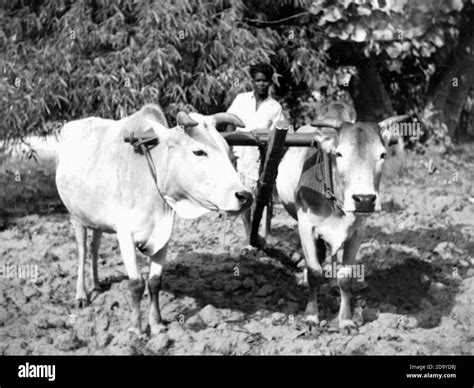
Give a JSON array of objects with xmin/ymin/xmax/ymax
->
[{"xmin": 352, "ymin": 194, "xmax": 377, "ymax": 214}]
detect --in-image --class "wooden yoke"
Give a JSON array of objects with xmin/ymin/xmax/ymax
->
[{"xmin": 250, "ymin": 121, "xmax": 290, "ymax": 248}]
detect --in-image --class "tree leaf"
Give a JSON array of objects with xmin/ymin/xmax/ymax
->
[
  {"xmin": 386, "ymin": 42, "xmax": 402, "ymax": 58},
  {"xmin": 352, "ymin": 25, "xmax": 367, "ymax": 42},
  {"xmin": 357, "ymin": 5, "xmax": 372, "ymax": 16}
]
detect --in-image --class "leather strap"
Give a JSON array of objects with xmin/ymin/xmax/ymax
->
[
  {"xmin": 129, "ymin": 131, "xmax": 159, "ymax": 154},
  {"xmin": 323, "ymin": 150, "xmax": 344, "ymax": 213},
  {"xmin": 140, "ymin": 144, "xmax": 158, "ymax": 185},
  {"xmin": 313, "ymin": 142, "xmax": 344, "ymax": 214},
  {"xmin": 130, "ymin": 135, "xmax": 165, "ymax": 198}
]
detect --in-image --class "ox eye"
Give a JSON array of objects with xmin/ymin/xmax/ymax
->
[
  {"xmin": 193, "ymin": 149, "xmax": 207, "ymax": 157},
  {"xmin": 336, "ymin": 152, "xmax": 343, "ymax": 158},
  {"xmin": 380, "ymin": 152, "xmax": 387, "ymax": 160}
]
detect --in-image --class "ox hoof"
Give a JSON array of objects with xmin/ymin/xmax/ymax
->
[
  {"xmin": 127, "ymin": 326, "xmax": 144, "ymax": 337},
  {"xmin": 251, "ymin": 235, "xmax": 266, "ymax": 249},
  {"xmin": 92, "ymin": 284, "xmax": 104, "ymax": 292},
  {"xmin": 89, "ymin": 285, "xmax": 103, "ymax": 301},
  {"xmin": 240, "ymin": 242, "xmax": 264, "ymax": 259},
  {"xmin": 303, "ymin": 314, "xmax": 320, "ymax": 327},
  {"xmin": 148, "ymin": 323, "xmax": 168, "ymax": 337},
  {"xmin": 75, "ymin": 298, "xmax": 89, "ymax": 308},
  {"xmin": 339, "ymin": 319, "xmax": 358, "ymax": 335}
]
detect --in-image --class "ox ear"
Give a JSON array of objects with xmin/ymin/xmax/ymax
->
[
  {"xmin": 305, "ymin": 125, "xmax": 338, "ymax": 154},
  {"xmin": 176, "ymin": 112, "xmax": 198, "ymax": 128},
  {"xmin": 297, "ymin": 125, "xmax": 338, "ymax": 154},
  {"xmin": 379, "ymin": 125, "xmax": 399, "ymax": 146},
  {"xmin": 185, "ymin": 112, "xmax": 232, "ymax": 154}
]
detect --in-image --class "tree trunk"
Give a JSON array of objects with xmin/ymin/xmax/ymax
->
[
  {"xmin": 349, "ymin": 58, "xmax": 395, "ymax": 122},
  {"xmin": 457, "ymin": 92, "xmax": 473, "ymax": 138},
  {"xmin": 426, "ymin": 4, "xmax": 474, "ymax": 141},
  {"xmin": 349, "ymin": 58, "xmax": 406, "ymax": 163}
]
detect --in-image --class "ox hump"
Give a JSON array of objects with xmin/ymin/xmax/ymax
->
[{"xmin": 141, "ymin": 104, "xmax": 168, "ymax": 126}]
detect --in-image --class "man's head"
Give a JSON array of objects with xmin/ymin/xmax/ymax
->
[{"xmin": 250, "ymin": 62, "xmax": 274, "ymax": 99}]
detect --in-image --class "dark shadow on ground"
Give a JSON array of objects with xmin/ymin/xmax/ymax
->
[
  {"xmin": 225, "ymin": 223, "xmax": 470, "ymax": 327},
  {"xmin": 365, "ymin": 225, "xmax": 472, "ymax": 252},
  {"xmin": 161, "ymin": 252, "xmax": 307, "ymax": 315}
]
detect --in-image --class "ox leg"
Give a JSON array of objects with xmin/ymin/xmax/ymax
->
[
  {"xmin": 90, "ymin": 229, "xmax": 103, "ymax": 298},
  {"xmin": 338, "ymin": 221, "xmax": 366, "ymax": 334},
  {"xmin": 262, "ymin": 206, "xmax": 271, "ymax": 238},
  {"xmin": 298, "ymin": 217, "xmax": 323, "ymax": 326},
  {"xmin": 148, "ymin": 243, "xmax": 168, "ymax": 336},
  {"xmin": 74, "ymin": 221, "xmax": 88, "ymax": 308},
  {"xmin": 117, "ymin": 228, "xmax": 145, "ymax": 335},
  {"xmin": 241, "ymin": 207, "xmax": 252, "ymax": 238}
]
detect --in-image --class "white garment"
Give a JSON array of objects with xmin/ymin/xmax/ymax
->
[{"xmin": 227, "ymin": 91, "xmax": 286, "ymax": 190}]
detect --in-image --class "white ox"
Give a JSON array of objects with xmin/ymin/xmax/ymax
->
[
  {"xmin": 56, "ymin": 104, "xmax": 251, "ymax": 335},
  {"xmin": 276, "ymin": 102, "xmax": 402, "ymax": 333}
]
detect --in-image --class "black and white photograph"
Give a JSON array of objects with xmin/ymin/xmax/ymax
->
[{"xmin": 0, "ymin": 0, "xmax": 473, "ymax": 382}]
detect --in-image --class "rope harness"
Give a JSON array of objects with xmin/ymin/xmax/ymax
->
[{"xmin": 128, "ymin": 130, "xmax": 161, "ymax": 191}]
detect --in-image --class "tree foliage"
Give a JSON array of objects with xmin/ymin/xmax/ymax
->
[
  {"xmin": 1, "ymin": 0, "xmax": 277, "ymax": 139},
  {"xmin": 0, "ymin": 0, "xmax": 471, "ymax": 143}
]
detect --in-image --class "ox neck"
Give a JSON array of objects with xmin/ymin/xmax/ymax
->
[
  {"xmin": 135, "ymin": 142, "xmax": 170, "ymax": 203},
  {"xmin": 141, "ymin": 144, "xmax": 211, "ymax": 219},
  {"xmin": 127, "ymin": 135, "xmax": 203, "ymax": 217}
]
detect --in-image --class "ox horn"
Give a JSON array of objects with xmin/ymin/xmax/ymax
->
[
  {"xmin": 176, "ymin": 111, "xmax": 198, "ymax": 128},
  {"xmin": 378, "ymin": 113, "xmax": 415, "ymax": 146},
  {"xmin": 378, "ymin": 113, "xmax": 414, "ymax": 128},
  {"xmin": 310, "ymin": 119, "xmax": 342, "ymax": 130},
  {"xmin": 213, "ymin": 112, "xmax": 246, "ymax": 128}
]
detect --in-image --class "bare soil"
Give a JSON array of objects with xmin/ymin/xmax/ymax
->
[{"xmin": 0, "ymin": 144, "xmax": 473, "ymax": 355}]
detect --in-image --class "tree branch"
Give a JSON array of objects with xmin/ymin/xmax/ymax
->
[{"xmin": 243, "ymin": 12, "xmax": 311, "ymax": 27}]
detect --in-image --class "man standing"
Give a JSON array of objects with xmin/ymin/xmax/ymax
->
[{"xmin": 227, "ymin": 62, "xmax": 287, "ymax": 246}]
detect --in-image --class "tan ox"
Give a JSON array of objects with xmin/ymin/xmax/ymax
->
[
  {"xmin": 277, "ymin": 102, "xmax": 403, "ymax": 333},
  {"xmin": 56, "ymin": 104, "xmax": 251, "ymax": 335}
]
